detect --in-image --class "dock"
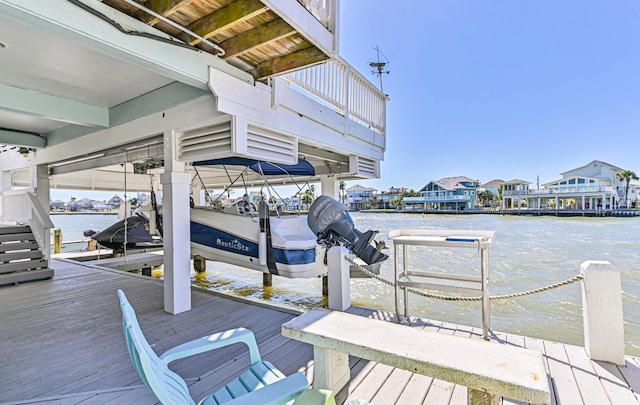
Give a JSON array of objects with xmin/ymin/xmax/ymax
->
[{"xmin": 1, "ymin": 260, "xmax": 639, "ymax": 404}]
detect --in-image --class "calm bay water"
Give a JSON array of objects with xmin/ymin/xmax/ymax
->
[{"xmin": 52, "ymin": 213, "xmax": 640, "ymax": 355}]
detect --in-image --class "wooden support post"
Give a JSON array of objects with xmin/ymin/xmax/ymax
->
[
  {"xmin": 322, "ymin": 274, "xmax": 328, "ymax": 297},
  {"xmin": 53, "ymin": 229, "xmax": 62, "ymax": 254},
  {"xmin": 193, "ymin": 255, "xmax": 207, "ymax": 273},
  {"xmin": 263, "ymin": 272, "xmax": 272, "ymax": 287},
  {"xmin": 327, "ymin": 246, "xmax": 350, "ymax": 311},
  {"xmin": 581, "ymin": 260, "xmax": 625, "ymax": 365}
]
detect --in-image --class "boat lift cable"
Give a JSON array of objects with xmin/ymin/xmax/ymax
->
[
  {"xmin": 123, "ymin": 159, "xmax": 128, "ymax": 263},
  {"xmin": 345, "ymin": 255, "xmax": 584, "ymax": 301},
  {"xmin": 191, "ymin": 167, "xmax": 213, "ymax": 205},
  {"xmin": 66, "ymin": 0, "xmax": 211, "ymax": 54},
  {"xmin": 119, "ymin": 0, "xmax": 225, "ymax": 56}
]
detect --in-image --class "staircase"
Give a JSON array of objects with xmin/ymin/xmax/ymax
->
[{"xmin": 0, "ymin": 225, "xmax": 53, "ymax": 286}]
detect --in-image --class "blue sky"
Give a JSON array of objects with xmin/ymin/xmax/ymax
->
[
  {"xmin": 339, "ymin": 0, "xmax": 640, "ymax": 191},
  {"xmin": 52, "ymin": 1, "xmax": 640, "ymax": 201}
]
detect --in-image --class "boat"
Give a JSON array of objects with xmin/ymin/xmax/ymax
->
[
  {"xmin": 90, "ymin": 213, "xmax": 163, "ymax": 251},
  {"xmin": 109, "ymin": 158, "xmax": 388, "ymax": 278}
]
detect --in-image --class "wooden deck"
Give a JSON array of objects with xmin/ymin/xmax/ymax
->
[{"xmin": 1, "ymin": 260, "xmax": 639, "ymax": 404}]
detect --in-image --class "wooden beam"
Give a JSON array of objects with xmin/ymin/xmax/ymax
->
[
  {"xmin": 220, "ymin": 18, "xmax": 295, "ymax": 59},
  {"xmin": 188, "ymin": 0, "xmax": 268, "ymax": 44},
  {"xmin": 255, "ymin": 47, "xmax": 328, "ymax": 79},
  {"xmin": 140, "ymin": 0, "xmax": 194, "ymax": 25}
]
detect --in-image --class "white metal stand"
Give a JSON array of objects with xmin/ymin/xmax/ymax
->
[{"xmin": 389, "ymin": 229, "xmax": 495, "ymax": 340}]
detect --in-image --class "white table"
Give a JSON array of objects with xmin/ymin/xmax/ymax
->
[{"xmin": 388, "ymin": 229, "xmax": 495, "ymax": 339}]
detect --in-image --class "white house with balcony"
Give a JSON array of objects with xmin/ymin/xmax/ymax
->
[
  {"xmin": 346, "ymin": 184, "xmax": 377, "ymax": 211},
  {"xmin": 502, "ymin": 161, "xmax": 635, "ymax": 211},
  {"xmin": 403, "ymin": 176, "xmax": 478, "ymax": 211},
  {"xmin": 0, "ymin": 0, "xmax": 387, "ymax": 312}
]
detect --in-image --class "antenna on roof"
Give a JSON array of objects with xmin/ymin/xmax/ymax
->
[{"xmin": 369, "ymin": 46, "xmax": 390, "ymax": 94}]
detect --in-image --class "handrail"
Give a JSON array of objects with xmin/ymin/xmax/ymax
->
[
  {"xmin": 27, "ymin": 192, "xmax": 55, "ymax": 229},
  {"xmin": 280, "ymin": 56, "xmax": 388, "ymax": 133},
  {"xmin": 26, "ymin": 192, "xmax": 54, "ymax": 264},
  {"xmin": 0, "ymin": 191, "xmax": 54, "ymax": 264}
]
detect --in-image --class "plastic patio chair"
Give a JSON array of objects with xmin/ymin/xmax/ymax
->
[{"xmin": 117, "ymin": 289, "xmax": 310, "ymax": 405}]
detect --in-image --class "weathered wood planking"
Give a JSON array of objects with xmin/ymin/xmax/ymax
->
[{"xmin": 1, "ymin": 260, "xmax": 639, "ymax": 404}]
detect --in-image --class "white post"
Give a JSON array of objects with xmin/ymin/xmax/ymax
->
[
  {"xmin": 327, "ymin": 246, "xmax": 350, "ymax": 311},
  {"xmin": 320, "ymin": 175, "xmax": 338, "ymax": 200},
  {"xmin": 162, "ymin": 130, "xmax": 192, "ymax": 314},
  {"xmin": 36, "ymin": 164, "xmax": 51, "ymax": 264},
  {"xmin": 581, "ymin": 260, "xmax": 625, "ymax": 365}
]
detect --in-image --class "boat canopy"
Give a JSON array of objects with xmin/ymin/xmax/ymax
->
[{"xmin": 193, "ymin": 157, "xmax": 315, "ymax": 176}]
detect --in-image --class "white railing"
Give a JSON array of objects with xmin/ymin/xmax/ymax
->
[
  {"xmin": 281, "ymin": 57, "xmax": 388, "ymax": 133},
  {"xmin": 299, "ymin": 0, "xmax": 333, "ymax": 28},
  {"xmin": 403, "ymin": 195, "xmax": 472, "ymax": 203},
  {"xmin": 504, "ymin": 186, "xmax": 615, "ymax": 196},
  {"xmin": 0, "ymin": 190, "xmax": 54, "ymax": 264}
]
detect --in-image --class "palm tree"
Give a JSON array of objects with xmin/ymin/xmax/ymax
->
[
  {"xmin": 617, "ymin": 170, "xmax": 639, "ymax": 207},
  {"xmin": 339, "ymin": 181, "xmax": 346, "ymax": 204}
]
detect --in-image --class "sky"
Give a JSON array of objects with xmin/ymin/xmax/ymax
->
[
  {"xmin": 52, "ymin": 1, "xmax": 640, "ymax": 201},
  {"xmin": 338, "ymin": 0, "xmax": 640, "ymax": 191}
]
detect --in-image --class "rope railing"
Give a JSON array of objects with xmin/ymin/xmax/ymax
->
[{"xmin": 345, "ymin": 255, "xmax": 583, "ymax": 302}]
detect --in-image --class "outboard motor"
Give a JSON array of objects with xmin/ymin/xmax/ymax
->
[{"xmin": 307, "ymin": 196, "xmax": 388, "ymax": 265}]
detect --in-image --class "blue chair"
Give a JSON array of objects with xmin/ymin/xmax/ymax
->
[{"xmin": 117, "ymin": 289, "xmax": 310, "ymax": 404}]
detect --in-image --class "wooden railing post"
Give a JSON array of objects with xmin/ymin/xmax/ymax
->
[
  {"xmin": 53, "ymin": 229, "xmax": 62, "ymax": 254},
  {"xmin": 581, "ymin": 260, "xmax": 625, "ymax": 365}
]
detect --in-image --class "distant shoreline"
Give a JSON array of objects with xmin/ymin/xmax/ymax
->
[{"xmin": 50, "ymin": 211, "xmax": 118, "ymax": 215}]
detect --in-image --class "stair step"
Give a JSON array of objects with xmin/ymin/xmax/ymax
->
[
  {"xmin": 0, "ymin": 233, "xmax": 36, "ymax": 243},
  {"xmin": 0, "ymin": 250, "xmax": 43, "ymax": 263},
  {"xmin": 0, "ymin": 241, "xmax": 39, "ymax": 254},
  {"xmin": 0, "ymin": 268, "xmax": 53, "ymax": 286},
  {"xmin": 0, "ymin": 225, "xmax": 31, "ymax": 235},
  {"xmin": 0, "ymin": 259, "xmax": 48, "ymax": 274}
]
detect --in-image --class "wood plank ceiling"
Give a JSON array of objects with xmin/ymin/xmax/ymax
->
[{"xmin": 102, "ymin": 0, "xmax": 330, "ymax": 80}]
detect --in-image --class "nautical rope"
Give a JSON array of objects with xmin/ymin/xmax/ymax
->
[{"xmin": 345, "ymin": 255, "xmax": 583, "ymax": 301}]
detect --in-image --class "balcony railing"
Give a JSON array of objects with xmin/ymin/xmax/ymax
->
[
  {"xmin": 280, "ymin": 56, "xmax": 388, "ymax": 133},
  {"xmin": 504, "ymin": 186, "xmax": 615, "ymax": 196},
  {"xmin": 299, "ymin": 0, "xmax": 333, "ymax": 28},
  {"xmin": 403, "ymin": 195, "xmax": 471, "ymax": 203}
]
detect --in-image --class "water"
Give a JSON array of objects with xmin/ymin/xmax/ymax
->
[{"xmin": 51, "ymin": 213, "xmax": 640, "ymax": 355}]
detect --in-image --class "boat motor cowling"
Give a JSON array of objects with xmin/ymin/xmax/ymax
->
[{"xmin": 307, "ymin": 196, "xmax": 388, "ymax": 265}]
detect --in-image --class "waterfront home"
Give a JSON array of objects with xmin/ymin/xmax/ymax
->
[
  {"xmin": 477, "ymin": 179, "xmax": 504, "ymax": 208},
  {"xmin": 346, "ymin": 184, "xmax": 378, "ymax": 211},
  {"xmin": 49, "ymin": 199, "xmax": 67, "ymax": 212},
  {"xmin": 373, "ymin": 186, "xmax": 407, "ymax": 209},
  {"xmin": 0, "ymin": 1, "xmax": 388, "ymax": 311},
  {"xmin": 502, "ymin": 160, "xmax": 637, "ymax": 211},
  {"xmin": 501, "ymin": 179, "xmax": 533, "ymax": 209},
  {"xmin": 480, "ymin": 179, "xmax": 504, "ymax": 195},
  {"xmin": 107, "ymin": 195, "xmax": 124, "ymax": 209},
  {"xmin": 403, "ymin": 176, "xmax": 478, "ymax": 211}
]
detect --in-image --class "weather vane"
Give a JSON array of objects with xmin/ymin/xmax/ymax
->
[{"xmin": 368, "ymin": 46, "xmax": 390, "ymax": 93}]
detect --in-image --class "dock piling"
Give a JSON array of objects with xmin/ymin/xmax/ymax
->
[
  {"xmin": 327, "ymin": 246, "xmax": 350, "ymax": 311},
  {"xmin": 581, "ymin": 260, "xmax": 625, "ymax": 365}
]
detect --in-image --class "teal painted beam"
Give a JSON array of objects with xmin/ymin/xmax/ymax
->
[
  {"xmin": 0, "ymin": 84, "xmax": 109, "ymax": 127},
  {"xmin": 47, "ymin": 83, "xmax": 210, "ymax": 146},
  {"xmin": 109, "ymin": 82, "xmax": 209, "ymax": 126},
  {"xmin": 0, "ymin": 129, "xmax": 46, "ymax": 148}
]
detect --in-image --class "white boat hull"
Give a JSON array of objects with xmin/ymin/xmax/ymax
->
[{"xmin": 189, "ymin": 207, "xmax": 326, "ymax": 279}]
